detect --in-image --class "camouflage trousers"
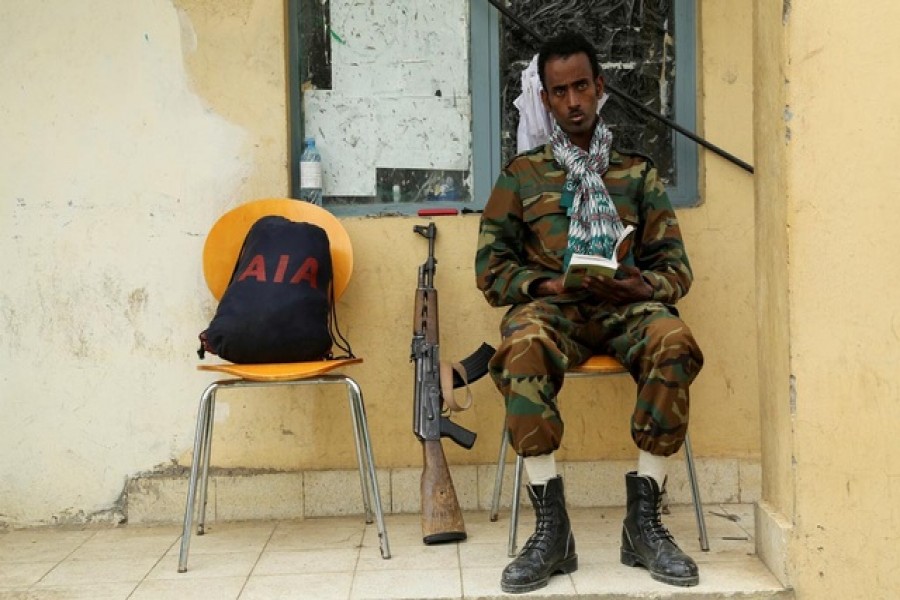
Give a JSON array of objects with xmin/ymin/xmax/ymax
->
[{"xmin": 488, "ymin": 299, "xmax": 703, "ymax": 458}]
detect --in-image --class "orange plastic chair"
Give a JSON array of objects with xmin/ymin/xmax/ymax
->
[
  {"xmin": 488, "ymin": 354, "xmax": 709, "ymax": 556},
  {"xmin": 178, "ymin": 198, "xmax": 390, "ymax": 573}
]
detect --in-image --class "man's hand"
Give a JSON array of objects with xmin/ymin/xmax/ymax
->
[
  {"xmin": 532, "ymin": 277, "xmax": 566, "ymax": 297},
  {"xmin": 582, "ymin": 265, "xmax": 653, "ymax": 304}
]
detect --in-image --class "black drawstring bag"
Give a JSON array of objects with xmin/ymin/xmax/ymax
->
[{"xmin": 198, "ymin": 215, "xmax": 352, "ymax": 363}]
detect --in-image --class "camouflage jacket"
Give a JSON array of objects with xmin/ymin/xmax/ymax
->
[{"xmin": 475, "ymin": 145, "xmax": 693, "ymax": 307}]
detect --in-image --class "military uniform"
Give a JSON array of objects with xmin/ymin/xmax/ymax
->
[{"xmin": 475, "ymin": 145, "xmax": 703, "ymax": 458}]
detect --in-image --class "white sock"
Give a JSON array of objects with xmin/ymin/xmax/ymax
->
[
  {"xmin": 523, "ymin": 453, "xmax": 557, "ymax": 485},
  {"xmin": 637, "ymin": 450, "xmax": 668, "ymax": 489}
]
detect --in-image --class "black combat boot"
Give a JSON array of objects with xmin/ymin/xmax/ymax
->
[
  {"xmin": 500, "ymin": 476, "xmax": 578, "ymax": 593},
  {"xmin": 620, "ymin": 471, "xmax": 699, "ymax": 586}
]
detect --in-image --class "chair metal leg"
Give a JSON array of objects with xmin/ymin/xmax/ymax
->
[
  {"xmin": 345, "ymin": 378, "xmax": 373, "ymax": 522},
  {"xmin": 504, "ymin": 444, "xmax": 708, "ymax": 557},
  {"xmin": 507, "ymin": 454, "xmax": 524, "ymax": 557},
  {"xmin": 683, "ymin": 432, "xmax": 710, "ymax": 551},
  {"xmin": 196, "ymin": 388, "xmax": 217, "ymax": 535},
  {"xmin": 490, "ymin": 364, "xmax": 710, "ymax": 556},
  {"xmin": 344, "ymin": 376, "xmax": 391, "ymax": 559},
  {"xmin": 489, "ymin": 425, "xmax": 511, "ymax": 522},
  {"xmin": 497, "ymin": 441, "xmax": 710, "ymax": 556},
  {"xmin": 491, "ymin": 420, "xmax": 524, "ymax": 557},
  {"xmin": 178, "ymin": 383, "xmax": 217, "ymax": 573},
  {"xmin": 180, "ymin": 375, "xmax": 391, "ymax": 571}
]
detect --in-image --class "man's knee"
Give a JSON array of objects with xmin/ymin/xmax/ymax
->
[
  {"xmin": 643, "ymin": 317, "xmax": 704, "ymax": 377},
  {"xmin": 491, "ymin": 328, "xmax": 567, "ymax": 379}
]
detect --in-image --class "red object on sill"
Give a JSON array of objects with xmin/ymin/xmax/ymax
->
[{"xmin": 417, "ymin": 208, "xmax": 459, "ymax": 216}]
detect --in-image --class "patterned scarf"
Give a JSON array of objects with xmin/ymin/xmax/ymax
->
[{"xmin": 550, "ymin": 118, "xmax": 623, "ymax": 264}]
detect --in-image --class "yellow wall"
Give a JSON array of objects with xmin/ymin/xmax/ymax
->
[
  {"xmin": 0, "ymin": 0, "xmax": 759, "ymax": 523},
  {"xmin": 755, "ymin": 1, "xmax": 900, "ymax": 597},
  {"xmin": 190, "ymin": 1, "xmax": 761, "ymax": 471},
  {"xmin": 0, "ymin": 0, "xmax": 290, "ymax": 524},
  {"xmin": 7, "ymin": 1, "xmax": 900, "ymax": 594},
  {"xmin": 753, "ymin": 0, "xmax": 795, "ymax": 524},
  {"xmin": 174, "ymin": 0, "xmax": 290, "ymax": 201}
]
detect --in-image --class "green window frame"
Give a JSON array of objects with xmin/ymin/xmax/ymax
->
[{"xmin": 287, "ymin": 0, "xmax": 477, "ymax": 216}]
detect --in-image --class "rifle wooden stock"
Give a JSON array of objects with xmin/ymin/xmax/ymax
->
[{"xmin": 420, "ymin": 440, "xmax": 466, "ymax": 544}]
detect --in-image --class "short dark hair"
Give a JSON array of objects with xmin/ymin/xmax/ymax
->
[{"xmin": 537, "ymin": 30, "xmax": 602, "ymax": 90}]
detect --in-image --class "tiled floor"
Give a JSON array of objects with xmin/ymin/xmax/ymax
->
[{"xmin": 0, "ymin": 504, "xmax": 789, "ymax": 599}]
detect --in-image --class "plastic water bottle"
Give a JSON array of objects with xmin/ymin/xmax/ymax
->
[{"xmin": 299, "ymin": 137, "xmax": 323, "ymax": 206}]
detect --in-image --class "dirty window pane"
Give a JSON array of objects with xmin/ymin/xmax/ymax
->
[
  {"xmin": 500, "ymin": 0, "xmax": 678, "ymax": 185},
  {"xmin": 294, "ymin": 0, "xmax": 474, "ymax": 215},
  {"xmin": 299, "ymin": 0, "xmax": 331, "ymax": 91}
]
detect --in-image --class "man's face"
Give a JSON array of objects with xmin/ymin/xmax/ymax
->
[{"xmin": 540, "ymin": 52, "xmax": 604, "ymax": 148}]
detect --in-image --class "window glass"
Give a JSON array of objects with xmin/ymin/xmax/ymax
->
[
  {"xmin": 471, "ymin": 0, "xmax": 698, "ymax": 207},
  {"xmin": 289, "ymin": 1, "xmax": 698, "ymax": 214},
  {"xmin": 290, "ymin": 0, "xmax": 475, "ymax": 216}
]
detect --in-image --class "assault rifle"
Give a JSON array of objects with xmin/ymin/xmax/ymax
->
[{"xmin": 411, "ymin": 222, "xmax": 495, "ymax": 544}]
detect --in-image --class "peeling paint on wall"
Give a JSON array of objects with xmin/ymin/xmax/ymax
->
[{"xmin": 0, "ymin": 0, "xmax": 259, "ymax": 525}]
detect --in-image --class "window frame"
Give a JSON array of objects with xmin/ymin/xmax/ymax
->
[
  {"xmin": 287, "ymin": 1, "xmax": 699, "ymax": 213},
  {"xmin": 287, "ymin": 0, "xmax": 479, "ymax": 217}
]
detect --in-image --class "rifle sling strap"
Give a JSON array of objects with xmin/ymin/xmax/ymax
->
[{"xmin": 440, "ymin": 360, "xmax": 473, "ymax": 412}]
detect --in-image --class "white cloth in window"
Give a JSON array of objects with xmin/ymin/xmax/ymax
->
[
  {"xmin": 514, "ymin": 54, "xmax": 609, "ymax": 154},
  {"xmin": 514, "ymin": 55, "xmax": 553, "ymax": 153}
]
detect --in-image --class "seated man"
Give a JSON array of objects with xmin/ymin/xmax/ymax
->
[{"xmin": 475, "ymin": 30, "xmax": 704, "ymax": 594}]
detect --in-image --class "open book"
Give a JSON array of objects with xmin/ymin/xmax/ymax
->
[{"xmin": 563, "ymin": 225, "xmax": 636, "ymax": 289}]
